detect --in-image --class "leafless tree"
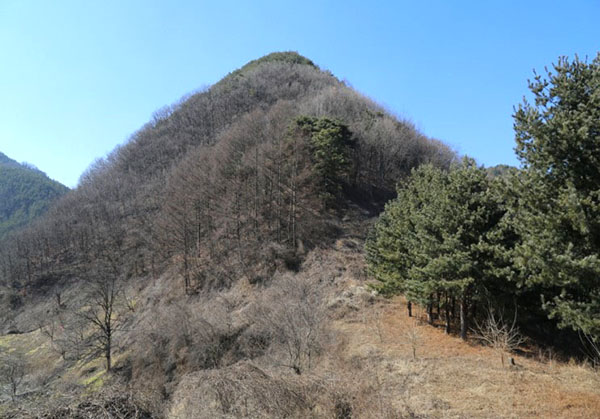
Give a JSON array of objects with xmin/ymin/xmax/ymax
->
[
  {"xmin": 473, "ymin": 307, "xmax": 525, "ymax": 367},
  {"xmin": 401, "ymin": 318, "xmax": 422, "ymax": 360},
  {"xmin": 0, "ymin": 349, "xmax": 27, "ymax": 402},
  {"xmin": 78, "ymin": 273, "xmax": 128, "ymax": 372},
  {"xmin": 252, "ymin": 275, "xmax": 328, "ymax": 375},
  {"xmin": 41, "ymin": 314, "xmax": 89, "ymax": 362}
]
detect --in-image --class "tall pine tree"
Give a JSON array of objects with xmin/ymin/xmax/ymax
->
[{"xmin": 513, "ymin": 54, "xmax": 600, "ymax": 339}]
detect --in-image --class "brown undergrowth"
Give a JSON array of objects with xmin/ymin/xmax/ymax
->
[
  {"xmin": 335, "ymin": 293, "xmax": 600, "ymax": 418},
  {"xmin": 3, "ymin": 240, "xmax": 600, "ymax": 418}
]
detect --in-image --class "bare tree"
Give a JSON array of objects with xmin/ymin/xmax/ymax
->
[
  {"xmin": 252, "ymin": 275, "xmax": 328, "ymax": 375},
  {"xmin": 78, "ymin": 273, "xmax": 127, "ymax": 372},
  {"xmin": 0, "ymin": 349, "xmax": 27, "ymax": 402},
  {"xmin": 473, "ymin": 307, "xmax": 525, "ymax": 367},
  {"xmin": 401, "ymin": 318, "xmax": 422, "ymax": 360},
  {"xmin": 41, "ymin": 314, "xmax": 89, "ymax": 362}
]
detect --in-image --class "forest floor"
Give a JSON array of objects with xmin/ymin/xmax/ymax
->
[{"xmin": 335, "ymin": 293, "xmax": 600, "ymax": 418}]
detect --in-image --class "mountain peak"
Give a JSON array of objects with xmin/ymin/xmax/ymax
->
[
  {"xmin": 243, "ymin": 51, "xmax": 316, "ymax": 69},
  {"xmin": 221, "ymin": 51, "xmax": 317, "ymax": 83}
]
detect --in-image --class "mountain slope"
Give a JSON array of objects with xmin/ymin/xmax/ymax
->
[
  {"xmin": 0, "ymin": 152, "xmax": 69, "ymax": 238},
  {"xmin": 0, "ymin": 51, "xmax": 455, "ymax": 295},
  {"xmin": 0, "ymin": 52, "xmax": 460, "ymax": 416}
]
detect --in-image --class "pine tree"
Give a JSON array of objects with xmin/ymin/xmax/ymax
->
[
  {"xmin": 367, "ymin": 159, "xmax": 509, "ymax": 339},
  {"xmin": 291, "ymin": 116, "xmax": 354, "ymax": 206},
  {"xmin": 513, "ymin": 54, "xmax": 600, "ymax": 338}
]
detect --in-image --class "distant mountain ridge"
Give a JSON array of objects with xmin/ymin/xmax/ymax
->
[{"xmin": 0, "ymin": 152, "xmax": 69, "ymax": 238}]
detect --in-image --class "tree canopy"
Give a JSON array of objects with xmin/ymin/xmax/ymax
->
[
  {"xmin": 367, "ymin": 54, "xmax": 600, "ymax": 345},
  {"xmin": 366, "ymin": 159, "xmax": 511, "ymax": 338},
  {"xmin": 513, "ymin": 54, "xmax": 600, "ymax": 339}
]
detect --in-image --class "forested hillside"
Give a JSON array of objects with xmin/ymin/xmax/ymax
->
[
  {"xmin": 0, "ymin": 52, "xmax": 453, "ymax": 299},
  {"xmin": 0, "ymin": 152, "xmax": 68, "ymax": 238},
  {"xmin": 2, "ymin": 51, "xmax": 599, "ymax": 418},
  {"xmin": 0, "ymin": 52, "xmax": 456, "ymax": 417}
]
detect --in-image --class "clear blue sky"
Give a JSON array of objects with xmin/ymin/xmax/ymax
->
[{"xmin": 1, "ymin": 0, "xmax": 598, "ymax": 187}]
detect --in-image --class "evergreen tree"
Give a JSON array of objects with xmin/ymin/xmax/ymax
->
[
  {"xmin": 513, "ymin": 54, "xmax": 600, "ymax": 338},
  {"xmin": 291, "ymin": 116, "xmax": 355, "ymax": 205},
  {"xmin": 367, "ymin": 159, "xmax": 509, "ymax": 338}
]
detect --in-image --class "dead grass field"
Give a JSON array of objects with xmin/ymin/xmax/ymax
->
[{"xmin": 335, "ymin": 294, "xmax": 600, "ymax": 418}]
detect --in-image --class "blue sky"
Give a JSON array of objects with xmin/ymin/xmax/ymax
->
[{"xmin": 1, "ymin": 0, "xmax": 598, "ymax": 187}]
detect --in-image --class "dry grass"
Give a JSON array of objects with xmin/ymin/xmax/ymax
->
[
  {"xmin": 335, "ymin": 295, "xmax": 600, "ymax": 418},
  {"xmin": 3, "ymin": 242, "xmax": 600, "ymax": 418}
]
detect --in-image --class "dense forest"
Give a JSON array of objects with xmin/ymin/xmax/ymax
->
[
  {"xmin": 0, "ymin": 153, "xmax": 69, "ymax": 238},
  {"xmin": 1, "ymin": 52, "xmax": 599, "ymax": 417},
  {"xmin": 0, "ymin": 52, "xmax": 453, "ymax": 300}
]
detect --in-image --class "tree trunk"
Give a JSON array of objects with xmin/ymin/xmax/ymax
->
[
  {"xmin": 427, "ymin": 301, "xmax": 433, "ymax": 325},
  {"xmin": 183, "ymin": 246, "xmax": 190, "ymax": 294},
  {"xmin": 407, "ymin": 301, "xmax": 412, "ymax": 317},
  {"xmin": 451, "ymin": 296, "xmax": 456, "ymax": 319},
  {"xmin": 445, "ymin": 295, "xmax": 451, "ymax": 334},
  {"xmin": 106, "ymin": 329, "xmax": 112, "ymax": 372},
  {"xmin": 460, "ymin": 298, "xmax": 468, "ymax": 340}
]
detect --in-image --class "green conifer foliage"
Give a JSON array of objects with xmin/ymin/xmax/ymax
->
[
  {"xmin": 513, "ymin": 54, "xmax": 600, "ymax": 338},
  {"xmin": 292, "ymin": 116, "xmax": 354, "ymax": 205},
  {"xmin": 366, "ymin": 159, "xmax": 509, "ymax": 338}
]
